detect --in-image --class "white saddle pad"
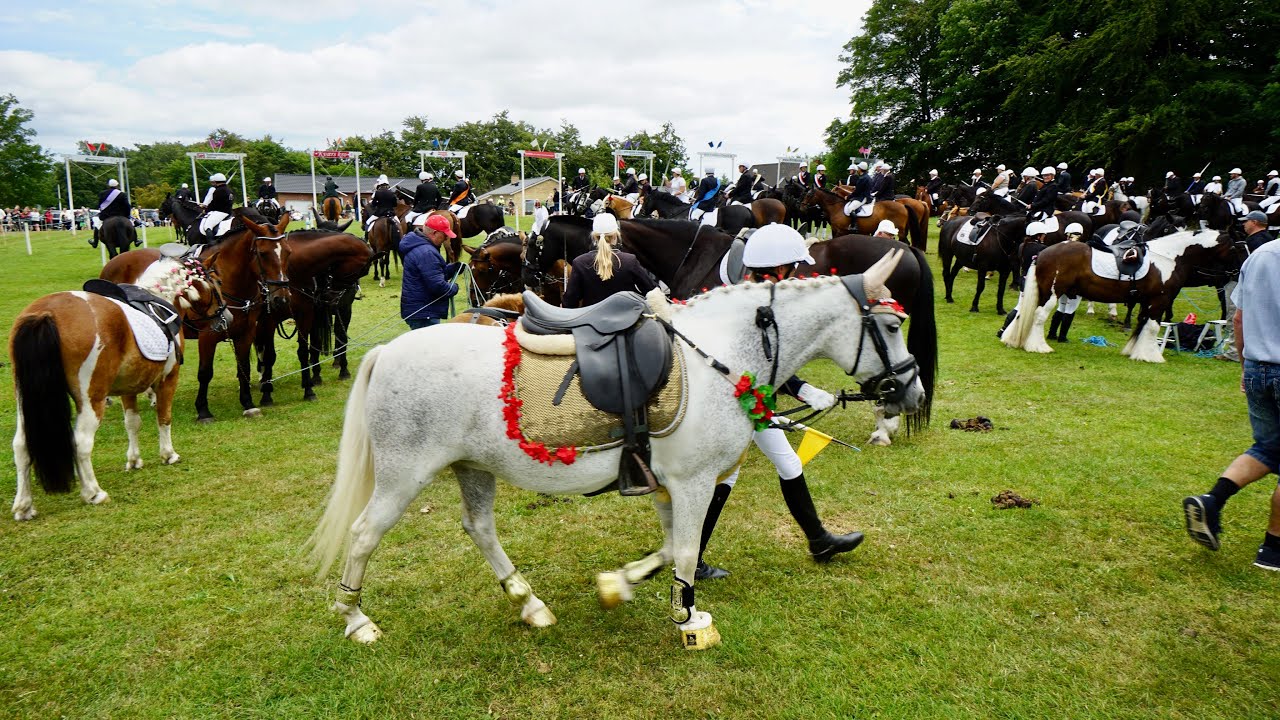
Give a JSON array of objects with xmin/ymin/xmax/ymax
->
[
  {"xmin": 956, "ymin": 219, "xmax": 986, "ymax": 246},
  {"xmin": 1090, "ymin": 248, "xmax": 1152, "ymax": 281},
  {"xmin": 404, "ymin": 210, "xmax": 424, "ymax": 227},
  {"xmin": 106, "ymin": 298, "xmax": 174, "ymax": 362},
  {"xmin": 91, "ymin": 216, "xmax": 103, "ymax": 229},
  {"xmin": 1040, "ymin": 214, "xmax": 1060, "ymax": 233},
  {"xmin": 198, "ymin": 211, "xmax": 233, "ymax": 236},
  {"xmin": 1080, "ymin": 201, "xmax": 1097, "ymax": 214},
  {"xmin": 975, "ymin": 187, "xmax": 988, "ymax": 196},
  {"xmin": 456, "ymin": 204, "xmax": 473, "ymax": 219}
]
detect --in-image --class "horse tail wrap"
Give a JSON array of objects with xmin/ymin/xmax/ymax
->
[
  {"xmin": 11, "ymin": 313, "xmax": 76, "ymax": 494},
  {"xmin": 905, "ymin": 247, "xmax": 937, "ymax": 433},
  {"xmin": 309, "ymin": 345, "xmax": 382, "ymax": 576},
  {"xmin": 1002, "ymin": 260, "xmax": 1041, "ymax": 348}
]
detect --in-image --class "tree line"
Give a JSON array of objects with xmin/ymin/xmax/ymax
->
[{"xmin": 821, "ymin": 0, "xmax": 1280, "ymax": 189}]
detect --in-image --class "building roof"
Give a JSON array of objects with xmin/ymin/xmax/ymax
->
[
  {"xmin": 476, "ymin": 176, "xmax": 555, "ymax": 201},
  {"xmin": 271, "ymin": 173, "xmax": 418, "ymax": 195}
]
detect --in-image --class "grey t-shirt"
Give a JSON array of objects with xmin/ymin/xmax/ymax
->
[{"xmin": 1231, "ymin": 240, "xmax": 1280, "ymax": 363}]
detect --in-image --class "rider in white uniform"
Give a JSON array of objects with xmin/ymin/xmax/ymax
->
[{"xmin": 695, "ymin": 223, "xmax": 865, "ymax": 580}]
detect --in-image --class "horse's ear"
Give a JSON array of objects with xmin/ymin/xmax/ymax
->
[
  {"xmin": 241, "ymin": 216, "xmax": 270, "ymax": 236},
  {"xmin": 460, "ymin": 244, "xmax": 476, "ymax": 255},
  {"xmin": 863, "ymin": 247, "xmax": 905, "ymax": 300},
  {"xmin": 274, "ymin": 214, "xmax": 291, "ymax": 234},
  {"xmin": 338, "ymin": 219, "xmax": 353, "ymax": 232}
]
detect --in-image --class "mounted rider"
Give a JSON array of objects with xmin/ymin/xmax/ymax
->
[
  {"xmin": 669, "ymin": 168, "xmax": 688, "ymax": 202},
  {"xmin": 449, "ymin": 169, "xmax": 474, "ymax": 211},
  {"xmin": 1027, "ymin": 166, "xmax": 1059, "ymax": 223},
  {"xmin": 1164, "ymin": 170, "xmax": 1182, "ymax": 195},
  {"xmin": 989, "ymin": 164, "xmax": 1011, "ymax": 197},
  {"xmin": 969, "ymin": 168, "xmax": 989, "ymax": 195},
  {"xmin": 1014, "ymin": 167, "xmax": 1040, "ymax": 207},
  {"xmin": 1261, "ymin": 170, "xmax": 1280, "ymax": 212},
  {"xmin": 797, "ymin": 163, "xmax": 813, "ymax": 189},
  {"xmin": 620, "ymin": 167, "xmax": 640, "ymax": 199},
  {"xmin": 198, "ymin": 172, "xmax": 235, "ymax": 242},
  {"xmin": 91, "ymin": 178, "xmax": 131, "ymax": 248},
  {"xmin": 844, "ymin": 162, "xmax": 858, "ymax": 188},
  {"xmin": 174, "ymin": 182, "xmax": 196, "ymax": 203},
  {"xmin": 842, "ymin": 162, "xmax": 873, "ymax": 216},
  {"xmin": 256, "ymin": 176, "xmax": 279, "ymax": 209},
  {"xmin": 571, "ymin": 167, "xmax": 590, "ymax": 191},
  {"xmin": 365, "ymin": 175, "xmax": 400, "ymax": 232},
  {"xmin": 874, "ymin": 164, "xmax": 897, "ymax": 202},
  {"xmin": 1225, "ymin": 168, "xmax": 1248, "ymax": 215},
  {"xmin": 1205, "ymin": 175, "xmax": 1224, "ymax": 195},
  {"xmin": 322, "ymin": 175, "xmax": 341, "ymax": 200},
  {"xmin": 1186, "ymin": 172, "xmax": 1206, "ymax": 205},
  {"xmin": 405, "ymin": 171, "xmax": 442, "ymax": 226},
  {"xmin": 729, "ymin": 163, "xmax": 754, "ymax": 205},
  {"xmin": 1056, "ymin": 162, "xmax": 1072, "ymax": 191},
  {"xmin": 814, "ymin": 164, "xmax": 828, "ymax": 189},
  {"xmin": 1081, "ymin": 169, "xmax": 1110, "ymax": 214},
  {"xmin": 689, "ymin": 168, "xmax": 722, "ymax": 224},
  {"xmin": 695, "ymin": 222, "xmax": 865, "ymax": 580},
  {"xmin": 751, "ymin": 168, "xmax": 768, "ymax": 197},
  {"xmin": 925, "ymin": 169, "xmax": 943, "ymax": 209}
]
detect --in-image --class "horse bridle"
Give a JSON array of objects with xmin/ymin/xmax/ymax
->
[{"xmin": 838, "ymin": 275, "xmax": 919, "ymax": 405}]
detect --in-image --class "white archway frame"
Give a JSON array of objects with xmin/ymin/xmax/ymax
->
[
  {"xmin": 311, "ymin": 150, "xmax": 364, "ymax": 222},
  {"xmin": 775, "ymin": 153, "xmax": 810, "ymax": 186},
  {"xmin": 186, "ymin": 151, "xmax": 249, "ymax": 207},
  {"xmin": 518, "ymin": 150, "xmax": 564, "ymax": 218},
  {"xmin": 698, "ymin": 151, "xmax": 737, "ymax": 179},
  {"xmin": 611, "ymin": 148, "xmax": 654, "ymax": 182}
]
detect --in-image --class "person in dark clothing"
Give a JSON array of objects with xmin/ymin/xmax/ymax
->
[
  {"xmin": 571, "ymin": 168, "xmax": 590, "ymax": 191},
  {"xmin": 814, "ymin": 164, "xmax": 827, "ymax": 189},
  {"xmin": 874, "ymin": 165, "xmax": 897, "ymax": 201},
  {"xmin": 561, "ymin": 213, "xmax": 657, "ymax": 308},
  {"xmin": 1243, "ymin": 211, "xmax": 1275, "ymax": 253},
  {"xmin": 174, "ymin": 183, "xmax": 196, "ymax": 203},
  {"xmin": 449, "ymin": 170, "xmax": 474, "ymax": 208},
  {"xmin": 690, "ymin": 169, "xmax": 722, "ymax": 221},
  {"xmin": 925, "ymin": 169, "xmax": 943, "ymax": 209},
  {"xmin": 368, "ymin": 176, "xmax": 398, "ymax": 217},
  {"xmin": 412, "ymin": 171, "xmax": 442, "ymax": 213},
  {"xmin": 92, "ymin": 179, "xmax": 131, "ymax": 248},
  {"xmin": 256, "ymin": 177, "xmax": 278, "ymax": 204},
  {"xmin": 842, "ymin": 164, "xmax": 874, "ymax": 216},
  {"xmin": 1164, "ymin": 170, "xmax": 1182, "ymax": 195},
  {"xmin": 729, "ymin": 163, "xmax": 753, "ymax": 204},
  {"xmin": 619, "ymin": 168, "xmax": 640, "ymax": 196},
  {"xmin": 1186, "ymin": 172, "xmax": 1206, "ymax": 196},
  {"xmin": 845, "ymin": 162, "xmax": 858, "ymax": 187},
  {"xmin": 1014, "ymin": 167, "xmax": 1040, "ymax": 207},
  {"xmin": 323, "ymin": 176, "xmax": 340, "ymax": 199},
  {"xmin": 202, "ymin": 173, "xmax": 233, "ymax": 214},
  {"xmin": 400, "ymin": 214, "xmax": 460, "ymax": 329},
  {"xmin": 797, "ymin": 164, "xmax": 812, "ymax": 189},
  {"xmin": 1026, "ymin": 167, "xmax": 1059, "ymax": 221},
  {"xmin": 1056, "ymin": 163, "xmax": 1072, "ymax": 191}
]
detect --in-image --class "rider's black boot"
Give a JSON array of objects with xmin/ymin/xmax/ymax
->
[
  {"xmin": 696, "ymin": 483, "xmax": 733, "ymax": 581},
  {"xmin": 780, "ymin": 474, "xmax": 864, "ymax": 563},
  {"xmin": 1056, "ymin": 312, "xmax": 1075, "ymax": 343},
  {"xmin": 1048, "ymin": 311, "xmax": 1064, "ymax": 340},
  {"xmin": 89, "ymin": 227, "xmax": 99, "ymax": 248}
]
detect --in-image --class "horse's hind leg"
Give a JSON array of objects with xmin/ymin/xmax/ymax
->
[
  {"xmin": 454, "ymin": 466, "xmax": 556, "ymax": 627},
  {"xmin": 597, "ymin": 488, "xmax": 674, "ymax": 610},
  {"xmin": 73, "ymin": 398, "xmax": 109, "ymax": 505},
  {"xmin": 12, "ymin": 405, "xmax": 36, "ymax": 521},
  {"xmin": 121, "ymin": 395, "xmax": 145, "ymax": 470},
  {"xmin": 154, "ymin": 368, "xmax": 181, "ymax": 465}
]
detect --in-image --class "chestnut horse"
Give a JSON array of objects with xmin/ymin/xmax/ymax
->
[
  {"xmin": 102, "ymin": 211, "xmax": 293, "ymax": 421},
  {"xmin": 10, "ymin": 258, "xmax": 217, "ymax": 520},
  {"xmin": 801, "ymin": 187, "xmax": 915, "ymax": 247},
  {"xmin": 1002, "ymin": 229, "xmax": 1240, "ymax": 361},
  {"xmin": 450, "ymin": 293, "xmax": 525, "ymax": 326},
  {"xmin": 323, "ymin": 196, "xmax": 343, "ymax": 223},
  {"xmin": 255, "ymin": 231, "xmax": 373, "ymax": 405}
]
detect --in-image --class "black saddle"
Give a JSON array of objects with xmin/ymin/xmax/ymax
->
[
  {"xmin": 521, "ymin": 291, "xmax": 674, "ymax": 496},
  {"xmin": 82, "ymin": 279, "xmax": 183, "ymax": 361}
]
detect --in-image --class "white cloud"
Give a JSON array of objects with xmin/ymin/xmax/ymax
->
[{"xmin": 2, "ymin": 0, "xmax": 870, "ymax": 168}]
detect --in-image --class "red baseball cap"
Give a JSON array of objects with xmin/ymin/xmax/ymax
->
[{"xmin": 422, "ymin": 214, "xmax": 456, "ymax": 238}]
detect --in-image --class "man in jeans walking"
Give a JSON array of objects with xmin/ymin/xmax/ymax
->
[{"xmin": 1182, "ymin": 232, "xmax": 1280, "ymax": 571}]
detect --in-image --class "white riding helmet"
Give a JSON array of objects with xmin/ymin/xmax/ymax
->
[
  {"xmin": 1064, "ymin": 222, "xmax": 1084, "ymax": 235},
  {"xmin": 210, "ymin": 173, "xmax": 227, "ymax": 182},
  {"xmin": 455, "ymin": 169, "xmax": 464, "ymax": 178},
  {"xmin": 848, "ymin": 162, "xmax": 857, "ymax": 170},
  {"xmin": 996, "ymin": 164, "xmax": 1006, "ymax": 172},
  {"xmin": 875, "ymin": 219, "xmax": 897, "ymax": 235},
  {"xmin": 107, "ymin": 179, "xmax": 119, "ymax": 187},
  {"xmin": 1022, "ymin": 167, "xmax": 1037, "ymax": 177},
  {"xmin": 578, "ymin": 167, "xmax": 586, "ymax": 174},
  {"xmin": 1026, "ymin": 221, "xmax": 1048, "ymax": 236},
  {"xmin": 883, "ymin": 164, "xmax": 893, "ymax": 171},
  {"xmin": 591, "ymin": 212, "xmax": 619, "ymax": 235},
  {"xmin": 626, "ymin": 167, "xmax": 636, "ymax": 175},
  {"xmin": 419, "ymin": 171, "xmax": 430, "ymax": 180},
  {"xmin": 1192, "ymin": 172, "xmax": 1201, "ymax": 178},
  {"xmin": 1229, "ymin": 168, "xmax": 1242, "ymax": 175},
  {"xmin": 742, "ymin": 223, "xmax": 815, "ymax": 268},
  {"xmin": 972, "ymin": 168, "xmax": 982, "ymax": 175},
  {"xmin": 1269, "ymin": 170, "xmax": 1279, "ymax": 177},
  {"xmin": 1212, "ymin": 175, "xmax": 1222, "ymax": 181},
  {"xmin": 1041, "ymin": 167, "xmax": 1056, "ymax": 176},
  {"xmin": 1057, "ymin": 162, "xmax": 1068, "ymax": 170},
  {"xmin": 637, "ymin": 173, "xmax": 648, "ymax": 181},
  {"xmin": 706, "ymin": 168, "xmax": 716, "ymax": 175},
  {"xmin": 181, "ymin": 183, "xmax": 189, "ymax": 188},
  {"xmin": 857, "ymin": 162, "xmax": 868, "ymax": 171},
  {"xmin": 672, "ymin": 168, "xmax": 682, "ymax": 175},
  {"xmin": 816, "ymin": 164, "xmax": 826, "ymax": 171},
  {"xmin": 1096, "ymin": 168, "xmax": 1105, "ymax": 176},
  {"xmin": 263, "ymin": 177, "xmax": 272, "ymax": 182},
  {"xmin": 376, "ymin": 174, "xmax": 389, "ymax": 185},
  {"xmin": 425, "ymin": 172, "xmax": 434, "ymax": 180},
  {"xmin": 929, "ymin": 169, "xmax": 938, "ymax": 176},
  {"xmin": 1165, "ymin": 171, "xmax": 1174, "ymax": 178}
]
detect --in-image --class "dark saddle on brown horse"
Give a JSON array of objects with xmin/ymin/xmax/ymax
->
[
  {"xmin": 1108, "ymin": 223, "xmax": 1148, "ymax": 278},
  {"xmin": 521, "ymin": 290, "xmax": 673, "ymax": 496},
  {"xmin": 82, "ymin": 279, "xmax": 184, "ymax": 358}
]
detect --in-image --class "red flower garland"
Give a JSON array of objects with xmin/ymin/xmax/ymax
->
[
  {"xmin": 500, "ymin": 324, "xmax": 577, "ymax": 465},
  {"xmin": 732, "ymin": 371, "xmax": 776, "ymax": 431}
]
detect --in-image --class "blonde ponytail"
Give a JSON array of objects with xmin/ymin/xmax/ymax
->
[{"xmin": 593, "ymin": 231, "xmax": 620, "ymax": 281}]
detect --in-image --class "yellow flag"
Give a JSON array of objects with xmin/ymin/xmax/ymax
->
[{"xmin": 796, "ymin": 428, "xmax": 834, "ymax": 466}]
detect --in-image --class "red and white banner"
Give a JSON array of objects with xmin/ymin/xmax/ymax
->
[
  {"xmin": 313, "ymin": 150, "xmax": 357, "ymax": 159},
  {"xmin": 524, "ymin": 150, "xmax": 557, "ymax": 160}
]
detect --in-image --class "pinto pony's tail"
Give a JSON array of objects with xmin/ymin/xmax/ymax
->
[
  {"xmin": 308, "ymin": 345, "xmax": 382, "ymax": 577},
  {"xmin": 1001, "ymin": 260, "xmax": 1041, "ymax": 349},
  {"xmin": 11, "ymin": 313, "xmax": 75, "ymax": 494}
]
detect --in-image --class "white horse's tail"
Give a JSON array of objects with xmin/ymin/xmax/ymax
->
[
  {"xmin": 1001, "ymin": 261, "xmax": 1041, "ymax": 348},
  {"xmin": 308, "ymin": 345, "xmax": 382, "ymax": 577}
]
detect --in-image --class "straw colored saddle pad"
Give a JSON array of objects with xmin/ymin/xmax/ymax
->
[{"xmin": 513, "ymin": 344, "xmax": 687, "ymax": 452}]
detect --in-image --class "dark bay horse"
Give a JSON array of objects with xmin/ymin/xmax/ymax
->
[
  {"xmin": 938, "ymin": 216, "xmax": 1020, "ymax": 314},
  {"xmin": 1002, "ymin": 229, "xmax": 1239, "ymax": 361},
  {"xmin": 160, "ymin": 193, "xmax": 200, "ymax": 242},
  {"xmin": 102, "ymin": 211, "xmax": 293, "ymax": 422},
  {"xmin": 98, "ymin": 216, "xmax": 137, "ymax": 258},
  {"xmin": 255, "ymin": 231, "xmax": 373, "ymax": 405},
  {"xmin": 323, "ymin": 196, "xmax": 343, "ymax": 223},
  {"xmin": 523, "ymin": 215, "xmax": 592, "ymax": 306},
  {"xmin": 455, "ymin": 202, "xmax": 506, "ymax": 240},
  {"xmin": 634, "ymin": 188, "xmax": 756, "ymax": 235},
  {"xmin": 366, "ymin": 217, "xmax": 401, "ymax": 288},
  {"xmin": 463, "ymin": 234, "xmax": 525, "ymax": 305}
]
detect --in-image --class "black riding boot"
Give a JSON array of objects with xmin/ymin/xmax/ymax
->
[
  {"xmin": 779, "ymin": 474, "xmax": 864, "ymax": 562},
  {"xmin": 997, "ymin": 308, "xmax": 1018, "ymax": 339},
  {"xmin": 696, "ymin": 483, "xmax": 733, "ymax": 581},
  {"xmin": 1048, "ymin": 310, "xmax": 1064, "ymax": 340},
  {"xmin": 89, "ymin": 227, "xmax": 99, "ymax": 248},
  {"xmin": 1056, "ymin": 312, "xmax": 1075, "ymax": 342}
]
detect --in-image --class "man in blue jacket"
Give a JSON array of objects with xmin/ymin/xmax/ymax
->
[{"xmin": 400, "ymin": 213, "xmax": 460, "ymax": 329}]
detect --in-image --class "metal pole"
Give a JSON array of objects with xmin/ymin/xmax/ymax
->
[
  {"xmin": 520, "ymin": 153, "xmax": 526, "ymax": 221},
  {"xmin": 239, "ymin": 156, "xmax": 249, "ymax": 207},
  {"xmin": 141, "ymin": 221, "xmax": 148, "ymax": 248},
  {"xmin": 65, "ymin": 158, "xmax": 77, "ymax": 236},
  {"xmin": 191, "ymin": 155, "xmax": 200, "ymax": 200},
  {"xmin": 461, "ymin": 154, "xmax": 466, "ymax": 181},
  {"xmin": 24, "ymin": 223, "xmax": 32, "ymax": 255},
  {"xmin": 121, "ymin": 150, "xmax": 131, "ymax": 204},
  {"xmin": 355, "ymin": 156, "xmax": 362, "ymax": 223},
  {"xmin": 100, "ymin": 242, "xmax": 106, "ymax": 266},
  {"xmin": 310, "ymin": 150, "xmax": 318, "ymax": 211}
]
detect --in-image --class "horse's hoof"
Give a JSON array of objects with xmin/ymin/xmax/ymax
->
[
  {"xmin": 523, "ymin": 604, "xmax": 557, "ymax": 628},
  {"xmin": 243, "ymin": 408, "xmax": 262, "ymax": 418},
  {"xmin": 304, "ymin": 393, "xmax": 318, "ymax": 402},
  {"xmin": 869, "ymin": 433, "xmax": 892, "ymax": 447},
  {"xmin": 197, "ymin": 416, "xmax": 215, "ymax": 425},
  {"xmin": 13, "ymin": 506, "xmax": 36, "ymax": 521},
  {"xmin": 945, "ymin": 298, "xmax": 954, "ymax": 304},
  {"xmin": 338, "ymin": 370, "xmax": 352, "ymax": 381},
  {"xmin": 312, "ymin": 375, "xmax": 324, "ymax": 386},
  {"xmin": 596, "ymin": 571, "xmax": 631, "ymax": 610},
  {"xmin": 969, "ymin": 307, "xmax": 980, "ymax": 313},
  {"xmin": 259, "ymin": 396, "xmax": 274, "ymax": 407},
  {"xmin": 88, "ymin": 491, "xmax": 110, "ymax": 505},
  {"xmin": 378, "ymin": 280, "xmax": 386, "ymax": 288},
  {"xmin": 349, "ymin": 622, "xmax": 382, "ymax": 645},
  {"xmin": 125, "ymin": 457, "xmax": 143, "ymax": 470},
  {"xmin": 163, "ymin": 453, "xmax": 181, "ymax": 465},
  {"xmin": 678, "ymin": 612, "xmax": 720, "ymax": 650}
]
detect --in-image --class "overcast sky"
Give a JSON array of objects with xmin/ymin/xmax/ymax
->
[{"xmin": 1, "ymin": 0, "xmax": 870, "ymax": 170}]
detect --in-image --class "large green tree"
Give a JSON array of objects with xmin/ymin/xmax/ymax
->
[{"xmin": 0, "ymin": 95, "xmax": 53, "ymax": 207}]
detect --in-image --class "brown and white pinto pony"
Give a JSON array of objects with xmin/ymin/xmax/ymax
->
[
  {"xmin": 1001, "ymin": 229, "xmax": 1239, "ymax": 362},
  {"xmin": 103, "ymin": 211, "xmax": 292, "ymax": 421},
  {"xmin": 10, "ymin": 259, "xmax": 216, "ymax": 520}
]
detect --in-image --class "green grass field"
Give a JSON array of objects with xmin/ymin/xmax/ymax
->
[{"xmin": 0, "ymin": 220, "xmax": 1276, "ymax": 719}]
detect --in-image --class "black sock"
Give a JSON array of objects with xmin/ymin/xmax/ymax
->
[
  {"xmin": 1264, "ymin": 532, "xmax": 1280, "ymax": 551},
  {"xmin": 1207, "ymin": 477, "xmax": 1243, "ymax": 507}
]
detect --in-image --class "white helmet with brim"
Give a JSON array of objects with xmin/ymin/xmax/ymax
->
[{"xmin": 743, "ymin": 223, "xmax": 815, "ymax": 267}]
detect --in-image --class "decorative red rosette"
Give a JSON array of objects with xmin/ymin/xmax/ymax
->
[
  {"xmin": 732, "ymin": 371, "xmax": 776, "ymax": 431},
  {"xmin": 500, "ymin": 324, "xmax": 577, "ymax": 465}
]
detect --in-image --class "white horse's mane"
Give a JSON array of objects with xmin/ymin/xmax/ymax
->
[{"xmin": 675, "ymin": 274, "xmax": 845, "ymax": 312}]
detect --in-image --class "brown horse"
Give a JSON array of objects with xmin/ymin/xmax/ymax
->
[
  {"xmin": 751, "ymin": 197, "xmax": 787, "ymax": 226},
  {"xmin": 462, "ymin": 235, "xmax": 525, "ymax": 305},
  {"xmin": 366, "ymin": 217, "xmax": 401, "ymax": 288},
  {"xmin": 255, "ymin": 231, "xmax": 374, "ymax": 405},
  {"xmin": 323, "ymin": 196, "xmax": 343, "ymax": 222},
  {"xmin": 427, "ymin": 209, "xmax": 464, "ymax": 260},
  {"xmin": 10, "ymin": 259, "xmax": 217, "ymax": 520},
  {"xmin": 451, "ymin": 293, "xmax": 525, "ymax": 326},
  {"xmin": 802, "ymin": 187, "xmax": 912, "ymax": 245},
  {"xmin": 102, "ymin": 211, "xmax": 293, "ymax": 422},
  {"xmin": 1002, "ymin": 229, "xmax": 1239, "ymax": 361}
]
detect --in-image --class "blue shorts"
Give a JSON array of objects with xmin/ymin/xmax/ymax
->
[
  {"xmin": 1243, "ymin": 359, "xmax": 1280, "ymax": 474},
  {"xmin": 405, "ymin": 317, "xmax": 441, "ymax": 330}
]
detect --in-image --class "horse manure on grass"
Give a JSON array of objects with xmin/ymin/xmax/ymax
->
[
  {"xmin": 950, "ymin": 416, "xmax": 994, "ymax": 432},
  {"xmin": 992, "ymin": 490, "xmax": 1036, "ymax": 509}
]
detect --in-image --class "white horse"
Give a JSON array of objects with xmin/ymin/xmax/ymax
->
[{"xmin": 309, "ymin": 250, "xmax": 923, "ymax": 649}]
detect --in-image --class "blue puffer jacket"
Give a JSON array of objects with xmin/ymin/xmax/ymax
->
[{"xmin": 400, "ymin": 231, "xmax": 459, "ymax": 321}]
